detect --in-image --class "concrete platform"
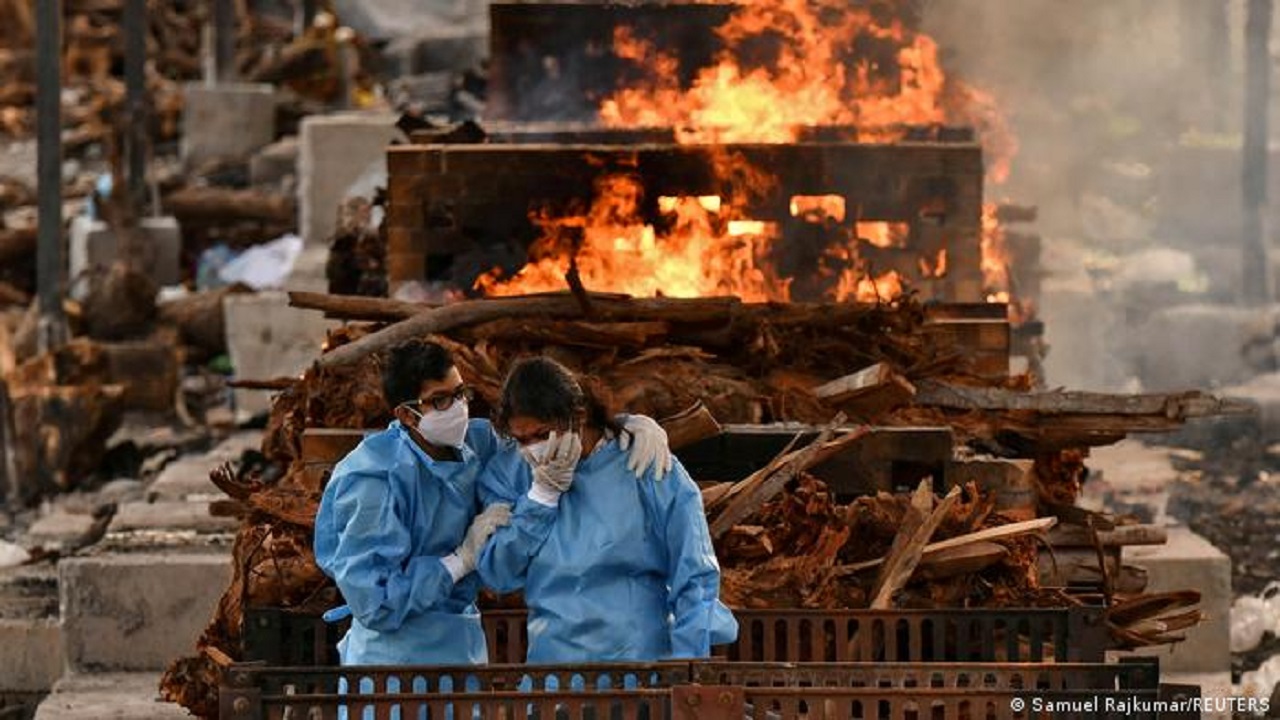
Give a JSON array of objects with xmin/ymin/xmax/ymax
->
[
  {"xmin": 33, "ymin": 673, "xmax": 191, "ymax": 719},
  {"xmin": 108, "ymin": 501, "xmax": 237, "ymax": 534},
  {"xmin": 1115, "ymin": 526, "xmax": 1231, "ymax": 676},
  {"xmin": 147, "ymin": 432, "xmax": 262, "ymax": 501},
  {"xmin": 23, "ymin": 512, "xmax": 95, "ymax": 551},
  {"xmin": 60, "ymin": 553, "xmax": 231, "ymax": 672},
  {"xmin": 147, "ymin": 459, "xmax": 222, "ymax": 501},
  {"xmin": 0, "ymin": 619, "xmax": 63, "ymax": 693}
]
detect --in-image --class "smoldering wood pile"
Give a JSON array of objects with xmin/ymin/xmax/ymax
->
[
  {"xmin": 0, "ymin": 1, "xmax": 367, "ymax": 307},
  {"xmin": 161, "ymin": 290, "xmax": 1237, "ymax": 717}
]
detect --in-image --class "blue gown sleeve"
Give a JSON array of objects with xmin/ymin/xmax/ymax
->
[
  {"xmin": 474, "ymin": 451, "xmax": 559, "ymax": 594},
  {"xmin": 313, "ymin": 470, "xmax": 456, "ymax": 633},
  {"xmin": 660, "ymin": 461, "xmax": 740, "ymax": 658}
]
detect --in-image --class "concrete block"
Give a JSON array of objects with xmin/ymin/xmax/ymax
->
[
  {"xmin": 298, "ymin": 112, "xmax": 399, "ymax": 244},
  {"xmin": 1115, "ymin": 526, "xmax": 1231, "ymax": 675},
  {"xmin": 60, "ymin": 553, "xmax": 231, "ymax": 672},
  {"xmin": 69, "ymin": 216, "xmax": 182, "ymax": 291},
  {"xmin": 181, "ymin": 82, "xmax": 277, "ymax": 167},
  {"xmin": 223, "ymin": 291, "xmax": 336, "ymax": 421},
  {"xmin": 0, "ymin": 619, "xmax": 64, "ymax": 692},
  {"xmin": 33, "ymin": 672, "xmax": 191, "ymax": 719},
  {"xmin": 108, "ymin": 501, "xmax": 237, "ymax": 534},
  {"xmin": 249, "ymin": 136, "xmax": 298, "ymax": 187},
  {"xmin": 1134, "ymin": 303, "xmax": 1277, "ymax": 391}
]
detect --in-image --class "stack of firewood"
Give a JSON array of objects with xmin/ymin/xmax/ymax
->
[{"xmin": 160, "ymin": 290, "xmax": 1238, "ymax": 717}]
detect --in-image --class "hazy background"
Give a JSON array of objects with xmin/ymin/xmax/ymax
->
[{"xmin": 923, "ymin": 0, "xmax": 1279, "ymax": 393}]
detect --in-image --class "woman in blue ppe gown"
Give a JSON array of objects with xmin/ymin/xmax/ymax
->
[
  {"xmin": 475, "ymin": 356, "xmax": 738, "ymax": 668},
  {"xmin": 313, "ymin": 342, "xmax": 677, "ymax": 720}
]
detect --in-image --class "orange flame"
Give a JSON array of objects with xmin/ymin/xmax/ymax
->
[
  {"xmin": 981, "ymin": 202, "xmax": 1011, "ymax": 302},
  {"xmin": 475, "ymin": 175, "xmax": 790, "ymax": 302},
  {"xmin": 479, "ymin": 0, "xmax": 1021, "ymax": 309},
  {"xmin": 790, "ymin": 195, "xmax": 846, "ymax": 223}
]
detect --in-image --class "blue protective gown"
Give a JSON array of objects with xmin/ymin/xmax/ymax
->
[
  {"xmin": 313, "ymin": 418, "xmax": 499, "ymax": 666},
  {"xmin": 475, "ymin": 435, "xmax": 738, "ymax": 663}
]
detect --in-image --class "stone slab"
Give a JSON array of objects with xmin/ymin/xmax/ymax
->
[
  {"xmin": 33, "ymin": 672, "xmax": 192, "ymax": 719},
  {"xmin": 147, "ymin": 458, "xmax": 221, "ymax": 501},
  {"xmin": 223, "ymin": 291, "xmax": 336, "ymax": 421},
  {"xmin": 108, "ymin": 501, "xmax": 237, "ymax": 534},
  {"xmin": 181, "ymin": 82, "xmax": 277, "ymax": 167},
  {"xmin": 60, "ymin": 553, "xmax": 231, "ymax": 672},
  {"xmin": 23, "ymin": 513, "xmax": 94, "ymax": 550},
  {"xmin": 68, "ymin": 216, "xmax": 182, "ymax": 292},
  {"xmin": 297, "ymin": 112, "xmax": 399, "ymax": 244},
  {"xmin": 1115, "ymin": 526, "xmax": 1231, "ymax": 675},
  {"xmin": 0, "ymin": 619, "xmax": 63, "ymax": 692}
]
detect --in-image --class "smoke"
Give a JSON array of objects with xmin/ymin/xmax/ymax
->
[{"xmin": 922, "ymin": 0, "xmax": 1268, "ymax": 392}]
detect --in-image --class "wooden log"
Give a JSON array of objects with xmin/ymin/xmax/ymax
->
[
  {"xmin": 835, "ymin": 517, "xmax": 1057, "ymax": 575},
  {"xmin": 158, "ymin": 285, "xmax": 253, "ymax": 357},
  {"xmin": 103, "ymin": 340, "xmax": 180, "ymax": 413},
  {"xmin": 8, "ymin": 384, "xmax": 126, "ymax": 505},
  {"xmin": 0, "ymin": 226, "xmax": 36, "ymax": 265},
  {"xmin": 869, "ymin": 482, "xmax": 962, "ymax": 608},
  {"xmin": 315, "ymin": 293, "xmax": 741, "ymax": 370},
  {"xmin": 916, "ymin": 379, "xmax": 1253, "ymax": 419},
  {"xmin": 462, "ymin": 318, "xmax": 670, "ymax": 349},
  {"xmin": 1047, "ymin": 524, "xmax": 1168, "ymax": 548},
  {"xmin": 164, "ymin": 186, "xmax": 296, "ymax": 225},
  {"xmin": 813, "ymin": 362, "xmax": 916, "ymax": 420},
  {"xmin": 0, "ymin": 280, "xmax": 30, "ymax": 307},
  {"xmin": 660, "ymin": 401, "xmax": 721, "ymax": 451},
  {"xmin": 288, "ymin": 290, "xmax": 432, "ymax": 322},
  {"xmin": 914, "ymin": 541, "xmax": 1008, "ymax": 580}
]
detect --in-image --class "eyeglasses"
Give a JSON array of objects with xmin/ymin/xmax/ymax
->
[{"xmin": 409, "ymin": 385, "xmax": 474, "ymax": 412}]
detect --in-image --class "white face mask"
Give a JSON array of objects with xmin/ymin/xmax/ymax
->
[
  {"xmin": 410, "ymin": 400, "xmax": 469, "ymax": 449},
  {"xmin": 523, "ymin": 438, "xmax": 553, "ymax": 463}
]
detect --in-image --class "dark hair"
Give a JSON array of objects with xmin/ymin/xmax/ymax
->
[
  {"xmin": 383, "ymin": 340, "xmax": 455, "ymax": 406},
  {"xmin": 494, "ymin": 356, "xmax": 621, "ymax": 438}
]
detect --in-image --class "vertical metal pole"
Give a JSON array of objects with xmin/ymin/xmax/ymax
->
[
  {"xmin": 1242, "ymin": 0, "xmax": 1273, "ymax": 304},
  {"xmin": 36, "ymin": 0, "xmax": 67, "ymax": 352},
  {"xmin": 213, "ymin": 0, "xmax": 236, "ymax": 82},
  {"xmin": 124, "ymin": 0, "xmax": 148, "ymax": 213},
  {"xmin": 294, "ymin": 0, "xmax": 319, "ymax": 37}
]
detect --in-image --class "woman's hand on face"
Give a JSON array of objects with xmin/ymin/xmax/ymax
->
[{"xmin": 522, "ymin": 430, "xmax": 582, "ymax": 494}]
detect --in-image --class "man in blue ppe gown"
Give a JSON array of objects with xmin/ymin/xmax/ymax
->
[
  {"xmin": 314, "ymin": 340, "xmax": 676, "ymax": 669},
  {"xmin": 476, "ymin": 357, "xmax": 738, "ymax": 666}
]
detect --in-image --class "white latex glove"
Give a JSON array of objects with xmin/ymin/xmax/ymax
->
[
  {"xmin": 448, "ymin": 502, "xmax": 512, "ymax": 577},
  {"xmin": 521, "ymin": 430, "xmax": 582, "ymax": 503},
  {"xmin": 619, "ymin": 414, "xmax": 673, "ymax": 480}
]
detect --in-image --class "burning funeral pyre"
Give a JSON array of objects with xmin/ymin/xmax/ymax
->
[{"xmin": 161, "ymin": 1, "xmax": 1238, "ymax": 716}]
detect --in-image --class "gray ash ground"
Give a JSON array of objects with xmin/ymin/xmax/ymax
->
[{"xmin": 1160, "ymin": 420, "xmax": 1280, "ymax": 678}]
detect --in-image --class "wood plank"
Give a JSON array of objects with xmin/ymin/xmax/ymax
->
[
  {"xmin": 834, "ymin": 517, "xmax": 1057, "ymax": 575},
  {"xmin": 915, "ymin": 379, "xmax": 1253, "ymax": 418},
  {"xmin": 813, "ymin": 363, "xmax": 916, "ymax": 421},
  {"xmin": 1046, "ymin": 524, "xmax": 1168, "ymax": 548}
]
